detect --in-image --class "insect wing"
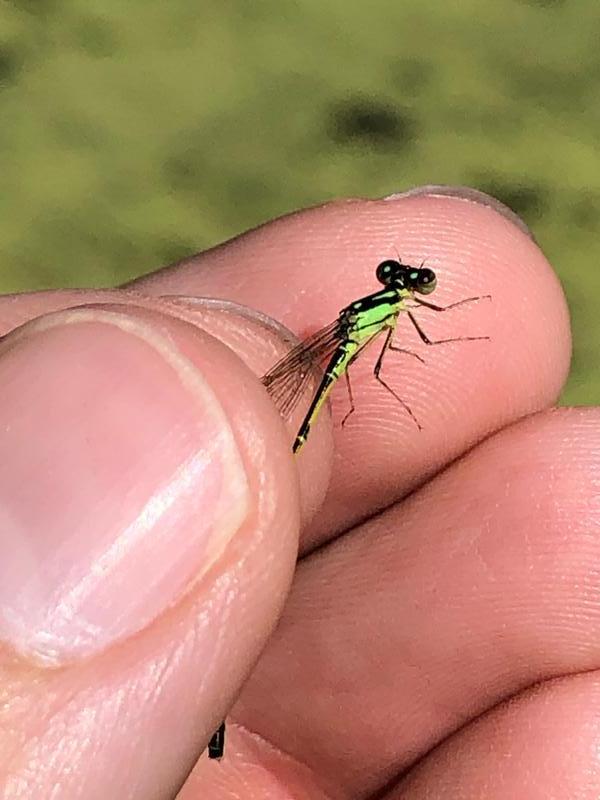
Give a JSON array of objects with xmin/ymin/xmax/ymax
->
[{"xmin": 261, "ymin": 320, "xmax": 341, "ymax": 417}]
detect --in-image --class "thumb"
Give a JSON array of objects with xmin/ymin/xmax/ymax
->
[{"xmin": 0, "ymin": 302, "xmax": 322, "ymax": 798}]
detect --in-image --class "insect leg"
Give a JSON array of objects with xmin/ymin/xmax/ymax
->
[
  {"xmin": 412, "ymin": 294, "xmax": 491, "ymax": 312},
  {"xmin": 387, "ymin": 341, "xmax": 426, "ymax": 364},
  {"xmin": 339, "ymin": 335, "xmax": 382, "ymax": 429},
  {"xmin": 407, "ymin": 312, "xmax": 490, "ymax": 346},
  {"xmin": 340, "ymin": 369, "xmax": 356, "ymax": 428},
  {"xmin": 373, "ymin": 328, "xmax": 422, "ymax": 430}
]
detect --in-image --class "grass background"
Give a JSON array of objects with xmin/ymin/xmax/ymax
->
[{"xmin": 0, "ymin": 0, "xmax": 597, "ymax": 403}]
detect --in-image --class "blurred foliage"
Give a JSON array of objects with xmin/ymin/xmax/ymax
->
[{"xmin": 0, "ymin": 0, "xmax": 598, "ymax": 402}]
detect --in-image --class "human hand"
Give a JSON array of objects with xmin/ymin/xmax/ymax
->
[{"xmin": 3, "ymin": 187, "xmax": 592, "ymax": 800}]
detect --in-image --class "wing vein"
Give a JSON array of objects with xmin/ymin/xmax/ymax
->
[{"xmin": 261, "ymin": 319, "xmax": 342, "ymax": 417}]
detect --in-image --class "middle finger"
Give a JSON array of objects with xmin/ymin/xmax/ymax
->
[{"xmin": 232, "ymin": 407, "xmax": 600, "ymax": 797}]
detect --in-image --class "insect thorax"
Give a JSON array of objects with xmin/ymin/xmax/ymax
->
[{"xmin": 338, "ymin": 286, "xmax": 404, "ymax": 343}]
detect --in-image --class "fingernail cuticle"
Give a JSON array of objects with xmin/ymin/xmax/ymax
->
[{"xmin": 383, "ymin": 184, "xmax": 536, "ymax": 241}]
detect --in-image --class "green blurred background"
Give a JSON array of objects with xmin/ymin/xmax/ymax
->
[{"xmin": 0, "ymin": 0, "xmax": 597, "ymax": 403}]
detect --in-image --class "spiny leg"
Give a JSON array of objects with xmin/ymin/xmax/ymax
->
[
  {"xmin": 411, "ymin": 294, "xmax": 491, "ymax": 312},
  {"xmin": 373, "ymin": 328, "xmax": 422, "ymax": 430},
  {"xmin": 407, "ymin": 311, "xmax": 490, "ymax": 346},
  {"xmin": 340, "ymin": 369, "xmax": 355, "ymax": 428},
  {"xmin": 339, "ymin": 332, "xmax": 423, "ymax": 429},
  {"xmin": 339, "ymin": 346, "xmax": 366, "ymax": 429},
  {"xmin": 388, "ymin": 342, "xmax": 426, "ymax": 364}
]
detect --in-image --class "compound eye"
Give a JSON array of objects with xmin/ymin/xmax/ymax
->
[
  {"xmin": 376, "ymin": 259, "xmax": 399, "ymax": 285},
  {"xmin": 417, "ymin": 267, "xmax": 437, "ymax": 294}
]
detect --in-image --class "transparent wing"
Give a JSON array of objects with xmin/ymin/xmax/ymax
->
[{"xmin": 261, "ymin": 319, "xmax": 342, "ymax": 418}]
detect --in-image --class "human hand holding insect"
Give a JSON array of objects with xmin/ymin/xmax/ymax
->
[{"xmin": 2, "ymin": 188, "xmax": 593, "ymax": 800}]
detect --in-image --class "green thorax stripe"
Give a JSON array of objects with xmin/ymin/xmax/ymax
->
[{"xmin": 342, "ymin": 286, "xmax": 408, "ymax": 343}]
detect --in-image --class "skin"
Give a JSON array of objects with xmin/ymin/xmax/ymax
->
[{"xmin": 1, "ymin": 189, "xmax": 597, "ymax": 799}]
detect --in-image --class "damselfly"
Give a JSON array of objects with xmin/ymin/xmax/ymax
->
[{"xmin": 262, "ymin": 257, "xmax": 488, "ymax": 451}]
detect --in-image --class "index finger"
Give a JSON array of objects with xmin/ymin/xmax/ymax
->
[{"xmin": 132, "ymin": 188, "xmax": 571, "ymax": 547}]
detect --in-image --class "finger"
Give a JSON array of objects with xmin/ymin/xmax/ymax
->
[
  {"xmin": 0, "ymin": 290, "xmax": 333, "ymax": 526},
  {"xmin": 391, "ymin": 672, "xmax": 600, "ymax": 799},
  {"xmin": 130, "ymin": 190, "xmax": 571, "ymax": 543},
  {"xmin": 228, "ymin": 408, "xmax": 600, "ymax": 798},
  {"xmin": 0, "ymin": 304, "xmax": 315, "ymax": 798}
]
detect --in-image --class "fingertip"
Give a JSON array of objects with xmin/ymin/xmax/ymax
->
[
  {"xmin": 383, "ymin": 183, "xmax": 537, "ymax": 242},
  {"xmin": 118, "ymin": 189, "xmax": 572, "ymax": 536}
]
